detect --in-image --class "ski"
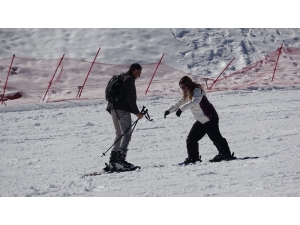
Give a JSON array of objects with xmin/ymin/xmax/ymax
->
[
  {"xmin": 174, "ymin": 162, "xmax": 201, "ymax": 167},
  {"xmin": 174, "ymin": 152, "xmax": 259, "ymax": 165},
  {"xmin": 209, "ymin": 154, "xmax": 259, "ymax": 162},
  {"xmin": 223, "ymin": 156, "xmax": 259, "ymax": 161},
  {"xmin": 80, "ymin": 166, "xmax": 141, "ymax": 178},
  {"xmin": 79, "ymin": 171, "xmax": 107, "ymax": 178}
]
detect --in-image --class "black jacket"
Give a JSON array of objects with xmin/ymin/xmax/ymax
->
[{"xmin": 106, "ymin": 71, "xmax": 140, "ymax": 114}]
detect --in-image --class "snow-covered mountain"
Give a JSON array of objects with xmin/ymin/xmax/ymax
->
[{"xmin": 1, "ymin": 28, "xmax": 300, "ymax": 77}]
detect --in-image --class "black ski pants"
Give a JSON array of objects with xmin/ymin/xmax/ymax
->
[{"xmin": 186, "ymin": 119, "xmax": 230, "ymax": 159}]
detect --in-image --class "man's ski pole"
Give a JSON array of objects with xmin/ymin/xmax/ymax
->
[
  {"xmin": 101, "ymin": 119, "xmax": 139, "ymax": 157},
  {"xmin": 101, "ymin": 106, "xmax": 153, "ymax": 157}
]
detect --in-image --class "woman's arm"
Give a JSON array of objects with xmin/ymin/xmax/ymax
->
[{"xmin": 180, "ymin": 88, "xmax": 204, "ymax": 112}]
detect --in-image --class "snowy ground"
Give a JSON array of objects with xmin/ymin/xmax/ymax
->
[
  {"xmin": 2, "ymin": 87, "xmax": 299, "ymax": 224},
  {"xmin": 1, "ymin": 87, "xmax": 300, "ymax": 198}
]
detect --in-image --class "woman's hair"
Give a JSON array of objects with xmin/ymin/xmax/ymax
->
[{"xmin": 179, "ymin": 76, "xmax": 205, "ymax": 100}]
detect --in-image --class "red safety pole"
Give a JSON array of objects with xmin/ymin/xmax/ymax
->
[
  {"xmin": 78, "ymin": 47, "xmax": 101, "ymax": 98},
  {"xmin": 1, "ymin": 54, "xmax": 15, "ymax": 105},
  {"xmin": 209, "ymin": 57, "xmax": 235, "ymax": 90},
  {"xmin": 145, "ymin": 53, "xmax": 165, "ymax": 95},
  {"xmin": 42, "ymin": 54, "xmax": 65, "ymax": 102},
  {"xmin": 271, "ymin": 43, "xmax": 283, "ymax": 82}
]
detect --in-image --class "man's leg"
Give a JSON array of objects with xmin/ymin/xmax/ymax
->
[
  {"xmin": 109, "ymin": 109, "xmax": 123, "ymax": 163},
  {"xmin": 111, "ymin": 109, "xmax": 122, "ymax": 151},
  {"xmin": 117, "ymin": 110, "xmax": 132, "ymax": 152}
]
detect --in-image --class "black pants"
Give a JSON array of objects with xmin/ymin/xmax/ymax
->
[{"xmin": 186, "ymin": 119, "xmax": 231, "ymax": 159}]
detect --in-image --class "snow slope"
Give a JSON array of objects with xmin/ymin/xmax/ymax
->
[
  {"xmin": 1, "ymin": 88, "xmax": 300, "ymax": 197},
  {"xmin": 1, "ymin": 87, "xmax": 299, "ymax": 223},
  {"xmin": 1, "ymin": 24, "xmax": 299, "ymax": 224}
]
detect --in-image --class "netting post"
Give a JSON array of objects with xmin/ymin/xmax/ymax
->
[
  {"xmin": 42, "ymin": 54, "xmax": 65, "ymax": 102},
  {"xmin": 271, "ymin": 43, "xmax": 283, "ymax": 82},
  {"xmin": 1, "ymin": 54, "xmax": 15, "ymax": 105},
  {"xmin": 203, "ymin": 78, "xmax": 210, "ymax": 89},
  {"xmin": 78, "ymin": 47, "xmax": 101, "ymax": 98},
  {"xmin": 76, "ymin": 86, "xmax": 83, "ymax": 98},
  {"xmin": 209, "ymin": 57, "xmax": 235, "ymax": 90},
  {"xmin": 145, "ymin": 53, "xmax": 165, "ymax": 95}
]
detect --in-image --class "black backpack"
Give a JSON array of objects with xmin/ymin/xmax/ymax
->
[{"xmin": 105, "ymin": 73, "xmax": 125, "ymax": 104}]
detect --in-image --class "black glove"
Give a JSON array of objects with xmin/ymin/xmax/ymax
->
[
  {"xmin": 164, "ymin": 110, "xmax": 170, "ymax": 119},
  {"xmin": 106, "ymin": 108, "xmax": 111, "ymax": 114},
  {"xmin": 106, "ymin": 104, "xmax": 112, "ymax": 114},
  {"xmin": 176, "ymin": 109, "xmax": 182, "ymax": 117}
]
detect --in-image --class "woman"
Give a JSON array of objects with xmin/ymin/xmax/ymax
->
[{"xmin": 164, "ymin": 76, "xmax": 235, "ymax": 164}]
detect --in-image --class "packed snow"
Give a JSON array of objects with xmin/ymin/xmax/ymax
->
[
  {"xmin": 1, "ymin": 88, "xmax": 300, "ymax": 198},
  {"xmin": 1, "ymin": 11, "xmax": 299, "ymax": 225}
]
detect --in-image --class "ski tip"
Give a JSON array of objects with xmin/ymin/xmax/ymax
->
[{"xmin": 80, "ymin": 173, "xmax": 101, "ymax": 178}]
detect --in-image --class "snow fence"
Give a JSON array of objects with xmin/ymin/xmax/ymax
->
[{"xmin": 1, "ymin": 46, "xmax": 300, "ymax": 105}]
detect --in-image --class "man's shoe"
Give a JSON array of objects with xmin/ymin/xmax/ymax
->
[
  {"xmin": 109, "ymin": 151, "xmax": 118, "ymax": 163},
  {"xmin": 107, "ymin": 149, "xmax": 136, "ymax": 171},
  {"xmin": 106, "ymin": 161, "xmax": 135, "ymax": 171}
]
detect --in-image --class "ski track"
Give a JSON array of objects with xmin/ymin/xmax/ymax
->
[{"xmin": 1, "ymin": 88, "xmax": 300, "ymax": 196}]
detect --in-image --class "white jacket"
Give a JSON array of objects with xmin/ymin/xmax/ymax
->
[{"xmin": 167, "ymin": 88, "xmax": 218, "ymax": 124}]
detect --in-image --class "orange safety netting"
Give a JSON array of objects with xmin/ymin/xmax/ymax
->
[{"xmin": 1, "ymin": 46, "xmax": 300, "ymax": 105}]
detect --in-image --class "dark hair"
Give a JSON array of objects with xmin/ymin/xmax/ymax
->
[
  {"xmin": 179, "ymin": 76, "xmax": 204, "ymax": 100},
  {"xmin": 129, "ymin": 63, "xmax": 142, "ymax": 72}
]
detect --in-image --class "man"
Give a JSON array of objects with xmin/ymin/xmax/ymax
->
[{"xmin": 105, "ymin": 63, "xmax": 144, "ymax": 171}]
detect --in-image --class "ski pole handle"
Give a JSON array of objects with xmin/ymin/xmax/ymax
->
[{"xmin": 140, "ymin": 106, "xmax": 153, "ymax": 121}]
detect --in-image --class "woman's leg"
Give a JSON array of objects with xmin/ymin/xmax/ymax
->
[
  {"xmin": 204, "ymin": 119, "xmax": 231, "ymax": 155},
  {"xmin": 186, "ymin": 121, "xmax": 207, "ymax": 160}
]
